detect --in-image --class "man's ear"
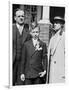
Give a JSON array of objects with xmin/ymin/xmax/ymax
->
[{"xmin": 14, "ymin": 16, "xmax": 16, "ymax": 21}]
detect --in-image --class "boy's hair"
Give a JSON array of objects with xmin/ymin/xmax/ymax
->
[{"xmin": 29, "ymin": 22, "xmax": 40, "ymax": 32}]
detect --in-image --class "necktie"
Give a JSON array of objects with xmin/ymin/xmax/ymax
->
[{"xmin": 19, "ymin": 26, "xmax": 23, "ymax": 35}]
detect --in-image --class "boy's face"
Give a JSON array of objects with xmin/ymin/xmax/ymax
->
[{"xmin": 30, "ymin": 27, "xmax": 40, "ymax": 40}]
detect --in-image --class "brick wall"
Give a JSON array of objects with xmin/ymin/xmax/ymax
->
[{"xmin": 39, "ymin": 24, "xmax": 50, "ymax": 47}]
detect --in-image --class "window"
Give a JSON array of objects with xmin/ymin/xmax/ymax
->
[{"xmin": 24, "ymin": 5, "xmax": 37, "ymax": 24}]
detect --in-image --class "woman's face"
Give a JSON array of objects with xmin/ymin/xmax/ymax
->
[{"xmin": 54, "ymin": 22, "xmax": 62, "ymax": 31}]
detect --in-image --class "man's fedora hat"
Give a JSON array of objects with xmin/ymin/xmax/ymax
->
[{"xmin": 53, "ymin": 16, "xmax": 65, "ymax": 24}]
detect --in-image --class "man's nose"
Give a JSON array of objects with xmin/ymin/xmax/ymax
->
[{"xmin": 20, "ymin": 17, "xmax": 23, "ymax": 21}]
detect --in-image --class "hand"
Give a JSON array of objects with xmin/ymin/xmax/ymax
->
[
  {"xmin": 20, "ymin": 74, "xmax": 25, "ymax": 81},
  {"xmin": 39, "ymin": 70, "xmax": 46, "ymax": 77}
]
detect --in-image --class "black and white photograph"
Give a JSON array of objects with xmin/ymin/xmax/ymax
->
[
  {"xmin": 12, "ymin": 3, "xmax": 65, "ymax": 86},
  {"xmin": 1, "ymin": 0, "xmax": 69, "ymax": 90}
]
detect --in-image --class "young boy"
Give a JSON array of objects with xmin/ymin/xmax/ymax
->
[{"xmin": 20, "ymin": 23, "xmax": 48, "ymax": 85}]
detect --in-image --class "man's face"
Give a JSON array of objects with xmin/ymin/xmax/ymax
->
[
  {"xmin": 30, "ymin": 27, "xmax": 40, "ymax": 40},
  {"xmin": 15, "ymin": 10, "xmax": 24, "ymax": 25},
  {"xmin": 54, "ymin": 21, "xmax": 62, "ymax": 31}
]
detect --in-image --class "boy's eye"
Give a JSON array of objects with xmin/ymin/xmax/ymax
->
[
  {"xmin": 33, "ymin": 32, "xmax": 38, "ymax": 33},
  {"xmin": 17, "ymin": 15, "xmax": 24, "ymax": 17}
]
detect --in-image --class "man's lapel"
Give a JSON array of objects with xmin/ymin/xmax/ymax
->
[
  {"xmin": 22, "ymin": 25, "xmax": 28, "ymax": 44},
  {"xmin": 28, "ymin": 40, "xmax": 36, "ymax": 57},
  {"xmin": 15, "ymin": 24, "xmax": 19, "ymax": 35}
]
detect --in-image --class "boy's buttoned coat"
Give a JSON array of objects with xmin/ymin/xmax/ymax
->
[{"xmin": 20, "ymin": 39, "xmax": 48, "ymax": 79}]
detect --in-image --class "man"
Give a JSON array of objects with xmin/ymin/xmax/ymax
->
[
  {"xmin": 13, "ymin": 8, "xmax": 31, "ymax": 85},
  {"xmin": 20, "ymin": 23, "xmax": 48, "ymax": 85},
  {"xmin": 48, "ymin": 16, "xmax": 65, "ymax": 83}
]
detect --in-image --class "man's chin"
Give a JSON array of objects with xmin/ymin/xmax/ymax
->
[{"xmin": 19, "ymin": 23, "xmax": 24, "ymax": 26}]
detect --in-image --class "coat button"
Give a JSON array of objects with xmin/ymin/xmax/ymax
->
[
  {"xmin": 62, "ymin": 76, "xmax": 65, "ymax": 79},
  {"xmin": 54, "ymin": 61, "xmax": 56, "ymax": 64}
]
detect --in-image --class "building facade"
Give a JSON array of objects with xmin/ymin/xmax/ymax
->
[{"xmin": 13, "ymin": 4, "xmax": 65, "ymax": 47}]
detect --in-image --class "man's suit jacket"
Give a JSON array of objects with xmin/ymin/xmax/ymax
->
[
  {"xmin": 20, "ymin": 39, "xmax": 48, "ymax": 79},
  {"xmin": 13, "ymin": 23, "xmax": 31, "ymax": 62}
]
